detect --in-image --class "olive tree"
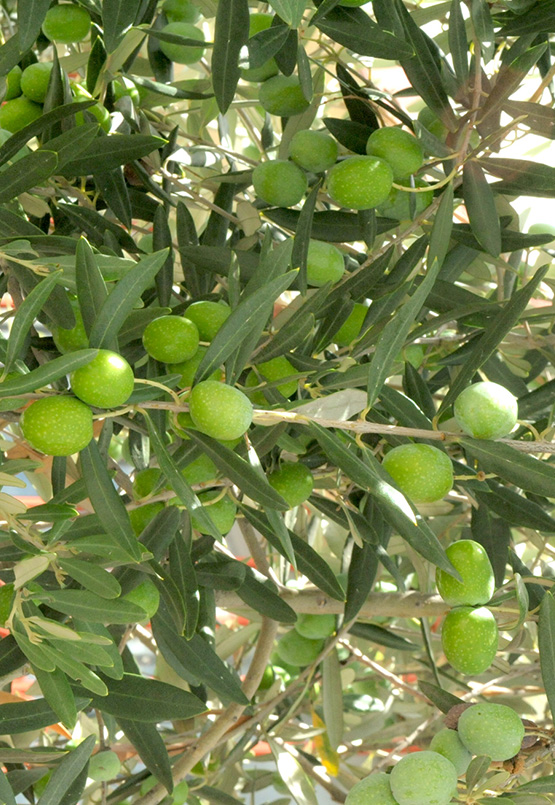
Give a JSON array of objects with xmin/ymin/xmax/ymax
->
[{"xmin": 0, "ymin": 0, "xmax": 554, "ymax": 803}]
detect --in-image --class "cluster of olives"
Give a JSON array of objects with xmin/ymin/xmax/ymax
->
[
  {"xmin": 436, "ymin": 540, "xmax": 498, "ymax": 675},
  {"xmin": 381, "ymin": 382, "xmax": 518, "ymax": 505},
  {"xmin": 0, "ymin": 5, "xmax": 92, "ymax": 132},
  {"xmin": 346, "ymin": 702, "xmax": 526, "ymax": 805}
]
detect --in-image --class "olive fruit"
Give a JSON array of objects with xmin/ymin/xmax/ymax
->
[
  {"xmin": 453, "ymin": 381, "xmax": 518, "ymax": 440},
  {"xmin": 390, "ymin": 751, "xmax": 458, "ymax": 805},
  {"xmin": 429, "ymin": 728, "xmax": 472, "ymax": 775},
  {"xmin": 441, "ymin": 606, "xmax": 498, "ymax": 675},
  {"xmin": 457, "ymin": 702, "xmax": 525, "ymax": 761},
  {"xmin": 436, "ymin": 539, "xmax": 495, "ymax": 606},
  {"xmin": 382, "ymin": 443, "xmax": 453, "ymax": 504}
]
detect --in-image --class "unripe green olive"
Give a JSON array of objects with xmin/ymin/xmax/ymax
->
[
  {"xmin": 457, "ymin": 702, "xmax": 525, "ymax": 761},
  {"xmin": 436, "ymin": 539, "xmax": 495, "ymax": 606},
  {"xmin": 345, "ymin": 773, "xmax": 397, "ymax": 805},
  {"xmin": 441, "ymin": 606, "xmax": 498, "ymax": 675},
  {"xmin": 389, "ymin": 751, "xmax": 458, "ymax": 805},
  {"xmin": 453, "ymin": 381, "xmax": 518, "ymax": 440},
  {"xmin": 382, "ymin": 443, "xmax": 453, "ymax": 504},
  {"xmin": 429, "ymin": 728, "xmax": 472, "ymax": 775}
]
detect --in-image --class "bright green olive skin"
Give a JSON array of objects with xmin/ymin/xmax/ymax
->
[
  {"xmin": 306, "ymin": 240, "xmax": 345, "ymax": 286},
  {"xmin": 259, "ymin": 75, "xmax": 310, "ymax": 117},
  {"xmin": 191, "ymin": 491, "xmax": 237, "ymax": 535},
  {"xmin": 0, "ymin": 97, "xmax": 42, "ymax": 132},
  {"xmin": 334, "ymin": 303, "xmax": 367, "ymax": 346},
  {"xmin": 345, "ymin": 773, "xmax": 398, "ymax": 805},
  {"xmin": 288, "ymin": 129, "xmax": 338, "ymax": 173},
  {"xmin": 184, "ymin": 300, "xmax": 231, "ymax": 341},
  {"xmin": 142, "ymin": 315, "xmax": 199, "ymax": 364},
  {"xmin": 366, "ymin": 126, "xmax": 424, "ymax": 179},
  {"xmin": 129, "ymin": 502, "xmax": 165, "ymax": 536},
  {"xmin": 70, "ymin": 350, "xmax": 135, "ymax": 409},
  {"xmin": 158, "ymin": 22, "xmax": 206, "ymax": 64},
  {"xmin": 454, "ymin": 381, "xmax": 518, "ymax": 440},
  {"xmin": 245, "ymin": 355, "xmax": 297, "ymax": 404},
  {"xmin": 327, "ymin": 155, "xmax": 393, "ymax": 210},
  {"xmin": 133, "ymin": 468, "xmax": 164, "ymax": 499},
  {"xmin": 21, "ymin": 396, "xmax": 93, "ymax": 456},
  {"xmin": 390, "ymin": 751, "xmax": 458, "ymax": 805},
  {"xmin": 382, "ymin": 443, "xmax": 453, "ymax": 504},
  {"xmin": 189, "ymin": 380, "xmax": 252, "ymax": 441},
  {"xmin": 275, "ymin": 630, "xmax": 324, "ymax": 667},
  {"xmin": 88, "ymin": 750, "xmax": 122, "ymax": 782},
  {"xmin": 268, "ymin": 462, "xmax": 314, "ymax": 508},
  {"xmin": 170, "ymin": 346, "xmax": 222, "ymax": 388},
  {"xmin": 252, "ymin": 160, "xmax": 307, "ymax": 208},
  {"xmin": 295, "ymin": 613, "xmax": 335, "ymax": 640},
  {"xmin": 436, "ymin": 540, "xmax": 495, "ymax": 606},
  {"xmin": 441, "ymin": 606, "xmax": 498, "ymax": 675},
  {"xmin": 42, "ymin": 4, "xmax": 91, "ymax": 43},
  {"xmin": 429, "ymin": 728, "xmax": 472, "ymax": 775},
  {"xmin": 457, "ymin": 702, "xmax": 525, "ymax": 761}
]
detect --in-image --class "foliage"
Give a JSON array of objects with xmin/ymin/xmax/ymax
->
[{"xmin": 0, "ymin": 1, "xmax": 554, "ymax": 804}]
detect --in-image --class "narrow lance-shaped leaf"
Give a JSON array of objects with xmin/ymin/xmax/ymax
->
[
  {"xmin": 17, "ymin": 0, "xmax": 51, "ymax": 51},
  {"xmin": 88, "ymin": 249, "xmax": 170, "ymax": 349},
  {"xmin": 0, "ymin": 350, "xmax": 98, "ymax": 398},
  {"xmin": 36, "ymin": 734, "xmax": 95, "ymax": 805},
  {"xmin": 34, "ymin": 589, "xmax": 148, "ymax": 625},
  {"xmin": 463, "ymin": 161, "xmax": 501, "ymax": 257},
  {"xmin": 291, "ymin": 180, "xmax": 322, "ymax": 296},
  {"xmin": 366, "ymin": 256, "xmax": 441, "ymax": 408},
  {"xmin": 268, "ymin": 0, "xmax": 307, "ymax": 27},
  {"xmin": 0, "ymin": 768, "xmax": 15, "ymax": 805},
  {"xmin": 212, "ymin": 0, "xmax": 250, "ymax": 114},
  {"xmin": 538, "ymin": 592, "xmax": 555, "ymax": 718},
  {"xmin": 76, "ymin": 237, "xmax": 108, "ymax": 339},
  {"xmin": 80, "ymin": 440, "xmax": 143, "ymax": 562},
  {"xmin": 448, "ymin": 0, "xmax": 469, "ymax": 88},
  {"xmin": 461, "ymin": 439, "xmax": 555, "ymax": 499},
  {"xmin": 31, "ymin": 665, "xmax": 77, "ymax": 730},
  {"xmin": 3, "ymin": 271, "xmax": 61, "ymax": 375},
  {"xmin": 195, "ymin": 270, "xmax": 298, "ymax": 383},
  {"xmin": 117, "ymin": 719, "xmax": 173, "ymax": 794},
  {"xmin": 0, "ymin": 151, "xmax": 57, "ymax": 204},
  {"xmin": 145, "ymin": 414, "xmax": 223, "ymax": 542},
  {"xmin": 314, "ymin": 7, "xmax": 413, "ymax": 60},
  {"xmin": 428, "ymin": 183, "xmax": 454, "ymax": 270},
  {"xmin": 102, "ymin": 0, "xmax": 137, "ymax": 52}
]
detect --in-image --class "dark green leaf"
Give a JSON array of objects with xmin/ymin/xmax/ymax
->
[
  {"xmin": 264, "ymin": 208, "xmax": 393, "ymax": 242},
  {"xmin": 32, "ymin": 666, "xmax": 77, "ymax": 730},
  {"xmin": 499, "ymin": 3, "xmax": 555, "ymax": 34},
  {"xmin": 291, "ymin": 181, "xmax": 322, "ymax": 295},
  {"xmin": 145, "ymin": 414, "xmax": 222, "ymax": 541},
  {"xmin": 74, "ymin": 673, "xmax": 207, "ymax": 721},
  {"xmin": 349, "ymin": 622, "xmax": 417, "ymax": 650},
  {"xmin": 345, "ymin": 542, "xmax": 379, "ymax": 622},
  {"xmin": 102, "ymin": 0, "xmax": 137, "ymax": 53},
  {"xmin": 94, "ymin": 168, "xmax": 132, "ymax": 229},
  {"xmin": 0, "ymin": 150, "xmax": 57, "ymax": 204},
  {"xmin": 480, "ymin": 156, "xmax": 555, "ymax": 197},
  {"xmin": 519, "ymin": 775, "xmax": 555, "ymax": 794},
  {"xmin": 0, "ymin": 350, "xmax": 98, "ymax": 398},
  {"xmin": 76, "ymin": 237, "xmax": 108, "ymax": 340},
  {"xmin": 268, "ymin": 0, "xmax": 307, "ymax": 26},
  {"xmin": 58, "ymin": 558, "xmax": 122, "ymax": 599},
  {"xmin": 152, "ymin": 616, "xmax": 248, "ymax": 704},
  {"xmin": 477, "ymin": 482, "xmax": 555, "ymax": 533},
  {"xmin": 152, "ymin": 205, "xmax": 173, "ymax": 306},
  {"xmin": 195, "ymin": 271, "xmax": 297, "ymax": 382},
  {"xmin": 418, "ymin": 680, "xmax": 464, "ymax": 713},
  {"xmin": 428, "ymin": 184, "xmax": 454, "ymax": 270},
  {"xmin": 538, "ymin": 592, "xmax": 555, "ymax": 718},
  {"xmin": 241, "ymin": 505, "xmax": 345, "ymax": 600},
  {"xmin": 471, "ymin": 0, "xmax": 494, "ymax": 61},
  {"xmin": 17, "ymin": 0, "xmax": 52, "ymax": 51},
  {"xmin": 61, "ymin": 134, "xmax": 166, "ymax": 176},
  {"xmin": 0, "ymin": 697, "xmax": 90, "ymax": 735},
  {"xmin": 463, "ymin": 161, "xmax": 501, "ymax": 257},
  {"xmin": 36, "ymin": 734, "xmax": 95, "ymax": 805},
  {"xmin": 448, "ymin": 0, "xmax": 469, "ymax": 87},
  {"xmin": 237, "ymin": 567, "xmax": 297, "ymax": 623},
  {"xmin": 462, "ymin": 439, "xmax": 555, "ymax": 498},
  {"xmin": 117, "ymin": 719, "xmax": 173, "ymax": 793},
  {"xmin": 247, "ymin": 25, "xmax": 290, "ymax": 68},
  {"xmin": 41, "ymin": 124, "xmax": 99, "ymax": 173},
  {"xmin": 0, "ymin": 768, "xmax": 15, "ymax": 805},
  {"xmin": 88, "ymin": 249, "xmax": 170, "ymax": 348},
  {"xmin": 315, "ymin": 7, "xmax": 412, "ymax": 59},
  {"xmin": 323, "ymin": 117, "xmax": 373, "ymax": 154},
  {"xmin": 80, "ymin": 441, "xmax": 143, "ymax": 562},
  {"xmin": 366, "ymin": 257, "xmax": 441, "ymax": 407},
  {"xmin": 169, "ymin": 529, "xmax": 200, "ymax": 640},
  {"xmin": 4, "ymin": 271, "xmax": 60, "ymax": 374},
  {"xmin": 185, "ymin": 431, "xmax": 289, "ymax": 510},
  {"xmin": 129, "ymin": 74, "xmax": 213, "ymax": 100},
  {"xmin": 72, "ymin": 620, "xmax": 124, "ymax": 680},
  {"xmin": 212, "ymin": 0, "xmax": 249, "ymax": 114},
  {"xmin": 34, "ymin": 589, "xmax": 147, "ymax": 624},
  {"xmin": 503, "ymin": 99, "xmax": 555, "ymax": 139}
]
